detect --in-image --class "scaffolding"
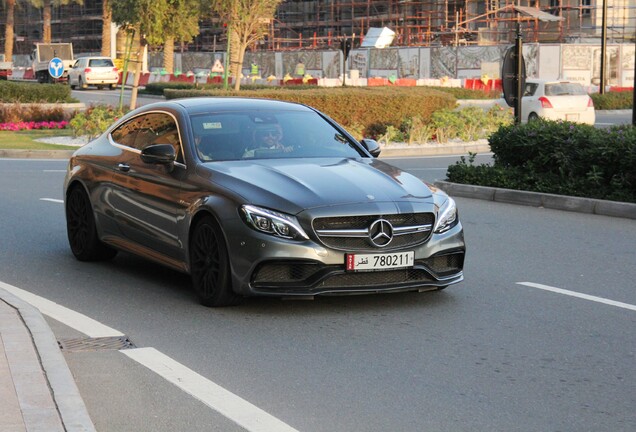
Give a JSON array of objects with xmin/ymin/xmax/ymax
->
[
  {"xmin": 266, "ymin": 0, "xmax": 636, "ymax": 50},
  {"xmin": 1, "ymin": 0, "xmax": 635, "ymax": 56}
]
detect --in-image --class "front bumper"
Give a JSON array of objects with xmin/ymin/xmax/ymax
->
[{"xmin": 225, "ymin": 220, "xmax": 465, "ymax": 298}]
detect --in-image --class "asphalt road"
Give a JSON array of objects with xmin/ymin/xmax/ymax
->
[{"xmin": 1, "ymin": 157, "xmax": 634, "ymax": 432}]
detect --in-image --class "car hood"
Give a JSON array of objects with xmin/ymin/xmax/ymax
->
[{"xmin": 197, "ymin": 158, "xmax": 434, "ymax": 214}]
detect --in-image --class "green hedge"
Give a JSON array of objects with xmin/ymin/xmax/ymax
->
[
  {"xmin": 447, "ymin": 119, "xmax": 636, "ymax": 203},
  {"xmin": 0, "ymin": 80, "xmax": 73, "ymax": 103},
  {"xmin": 590, "ymin": 90, "xmax": 632, "ymax": 110},
  {"xmin": 144, "ymin": 81, "xmax": 326, "ymax": 96},
  {"xmin": 164, "ymin": 87, "xmax": 456, "ymax": 133}
]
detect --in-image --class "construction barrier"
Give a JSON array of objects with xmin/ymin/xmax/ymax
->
[{"xmin": 464, "ymin": 78, "xmax": 503, "ymax": 92}]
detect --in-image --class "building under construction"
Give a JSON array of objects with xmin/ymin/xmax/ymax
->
[{"xmin": 1, "ymin": 0, "xmax": 635, "ymax": 55}]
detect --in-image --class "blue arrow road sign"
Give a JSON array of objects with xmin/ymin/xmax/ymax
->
[{"xmin": 48, "ymin": 57, "xmax": 64, "ymax": 79}]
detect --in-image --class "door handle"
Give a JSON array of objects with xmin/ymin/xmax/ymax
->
[{"xmin": 117, "ymin": 163, "xmax": 130, "ymax": 172}]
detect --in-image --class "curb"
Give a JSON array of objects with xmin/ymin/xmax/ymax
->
[
  {"xmin": 0, "ymin": 285, "xmax": 96, "ymax": 432},
  {"xmin": 434, "ymin": 181, "xmax": 636, "ymax": 220},
  {"xmin": 380, "ymin": 143, "xmax": 491, "ymax": 157}
]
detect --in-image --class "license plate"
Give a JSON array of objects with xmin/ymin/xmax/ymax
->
[
  {"xmin": 566, "ymin": 114, "xmax": 579, "ymax": 121},
  {"xmin": 346, "ymin": 251, "xmax": 414, "ymax": 271}
]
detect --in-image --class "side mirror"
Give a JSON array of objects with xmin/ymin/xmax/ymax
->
[
  {"xmin": 360, "ymin": 139, "xmax": 381, "ymax": 158},
  {"xmin": 140, "ymin": 144, "xmax": 176, "ymax": 166}
]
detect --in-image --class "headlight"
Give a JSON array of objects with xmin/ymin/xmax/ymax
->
[
  {"xmin": 434, "ymin": 197, "xmax": 458, "ymax": 234},
  {"xmin": 242, "ymin": 205, "xmax": 309, "ymax": 240}
]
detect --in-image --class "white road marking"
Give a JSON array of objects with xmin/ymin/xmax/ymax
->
[
  {"xmin": 0, "ymin": 281, "xmax": 124, "ymax": 337},
  {"xmin": 0, "ymin": 279, "xmax": 299, "ymax": 432},
  {"xmin": 123, "ymin": 348, "xmax": 299, "ymax": 432},
  {"xmin": 40, "ymin": 198, "xmax": 64, "ymax": 203},
  {"xmin": 517, "ymin": 282, "xmax": 636, "ymax": 312}
]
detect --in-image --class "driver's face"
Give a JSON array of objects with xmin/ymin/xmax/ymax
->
[{"xmin": 255, "ymin": 126, "xmax": 282, "ymax": 146}]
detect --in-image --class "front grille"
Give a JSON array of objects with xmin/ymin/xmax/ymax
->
[
  {"xmin": 317, "ymin": 268, "xmax": 436, "ymax": 288},
  {"xmin": 313, "ymin": 213, "xmax": 434, "ymax": 251},
  {"xmin": 251, "ymin": 257, "xmax": 463, "ymax": 293},
  {"xmin": 421, "ymin": 252, "xmax": 465, "ymax": 277},
  {"xmin": 253, "ymin": 261, "xmax": 322, "ymax": 283}
]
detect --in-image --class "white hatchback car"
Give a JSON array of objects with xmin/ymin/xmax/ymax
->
[
  {"xmin": 522, "ymin": 79, "xmax": 595, "ymax": 125},
  {"xmin": 68, "ymin": 57, "xmax": 119, "ymax": 90}
]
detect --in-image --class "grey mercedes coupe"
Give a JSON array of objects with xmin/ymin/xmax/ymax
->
[{"xmin": 64, "ymin": 98, "xmax": 465, "ymax": 306}]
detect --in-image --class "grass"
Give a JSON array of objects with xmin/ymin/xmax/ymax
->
[{"xmin": 0, "ymin": 129, "xmax": 77, "ymax": 150}]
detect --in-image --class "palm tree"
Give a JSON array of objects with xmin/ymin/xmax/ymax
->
[
  {"xmin": 3, "ymin": 0, "xmax": 16, "ymax": 62},
  {"xmin": 101, "ymin": 0, "xmax": 112, "ymax": 56}
]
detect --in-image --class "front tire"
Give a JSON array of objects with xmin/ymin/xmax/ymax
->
[
  {"xmin": 189, "ymin": 216, "xmax": 241, "ymax": 307},
  {"xmin": 66, "ymin": 185, "xmax": 117, "ymax": 261}
]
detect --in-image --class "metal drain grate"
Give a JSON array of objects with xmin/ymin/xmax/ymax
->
[{"xmin": 57, "ymin": 336, "xmax": 136, "ymax": 352}]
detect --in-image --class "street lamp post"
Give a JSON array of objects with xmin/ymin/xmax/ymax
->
[{"xmin": 599, "ymin": 0, "xmax": 608, "ymax": 94}]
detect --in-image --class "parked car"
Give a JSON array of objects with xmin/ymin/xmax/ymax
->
[
  {"xmin": 522, "ymin": 79, "xmax": 595, "ymax": 125},
  {"xmin": 63, "ymin": 98, "xmax": 465, "ymax": 306},
  {"xmin": 68, "ymin": 56, "xmax": 119, "ymax": 90}
]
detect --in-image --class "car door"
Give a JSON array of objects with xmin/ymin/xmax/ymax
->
[
  {"xmin": 521, "ymin": 81, "xmax": 540, "ymax": 121},
  {"xmin": 109, "ymin": 111, "xmax": 187, "ymax": 263},
  {"xmin": 68, "ymin": 59, "xmax": 81, "ymax": 86}
]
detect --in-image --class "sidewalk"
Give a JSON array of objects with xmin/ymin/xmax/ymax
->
[{"xmin": 0, "ymin": 287, "xmax": 95, "ymax": 432}]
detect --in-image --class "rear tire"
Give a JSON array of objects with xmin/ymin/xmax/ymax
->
[
  {"xmin": 189, "ymin": 216, "xmax": 242, "ymax": 307},
  {"xmin": 66, "ymin": 185, "xmax": 117, "ymax": 261},
  {"xmin": 528, "ymin": 112, "xmax": 540, "ymax": 122}
]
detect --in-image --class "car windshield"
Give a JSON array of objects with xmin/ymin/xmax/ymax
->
[
  {"xmin": 545, "ymin": 82, "xmax": 587, "ymax": 96},
  {"xmin": 88, "ymin": 58, "xmax": 114, "ymax": 68},
  {"xmin": 190, "ymin": 110, "xmax": 365, "ymax": 161}
]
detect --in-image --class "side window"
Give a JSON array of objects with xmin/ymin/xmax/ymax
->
[
  {"xmin": 524, "ymin": 83, "xmax": 538, "ymax": 97},
  {"xmin": 110, "ymin": 112, "xmax": 183, "ymax": 164},
  {"xmin": 111, "ymin": 117, "xmax": 142, "ymax": 148}
]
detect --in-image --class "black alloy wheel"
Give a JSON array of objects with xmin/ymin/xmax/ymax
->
[
  {"xmin": 66, "ymin": 186, "xmax": 117, "ymax": 261},
  {"xmin": 190, "ymin": 216, "xmax": 241, "ymax": 307}
]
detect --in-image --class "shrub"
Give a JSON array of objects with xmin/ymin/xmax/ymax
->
[
  {"xmin": 447, "ymin": 120, "xmax": 636, "ymax": 203},
  {"xmin": 69, "ymin": 105, "xmax": 126, "ymax": 139},
  {"xmin": 590, "ymin": 90, "xmax": 632, "ymax": 110},
  {"xmin": 430, "ymin": 105, "xmax": 513, "ymax": 143},
  {"xmin": 0, "ymin": 80, "xmax": 73, "ymax": 103},
  {"xmin": 0, "ymin": 103, "xmax": 68, "ymax": 123},
  {"xmin": 164, "ymin": 86, "xmax": 457, "ymax": 135}
]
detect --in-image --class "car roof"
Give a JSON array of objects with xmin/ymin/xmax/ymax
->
[
  {"xmin": 526, "ymin": 78, "xmax": 579, "ymax": 85},
  {"xmin": 172, "ymin": 97, "xmax": 315, "ymax": 115}
]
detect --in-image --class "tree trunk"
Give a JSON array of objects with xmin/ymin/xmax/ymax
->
[
  {"xmin": 163, "ymin": 36, "xmax": 174, "ymax": 74},
  {"xmin": 4, "ymin": 0, "xmax": 15, "ymax": 62},
  {"xmin": 130, "ymin": 31, "xmax": 144, "ymax": 110},
  {"xmin": 101, "ymin": 0, "xmax": 112, "ymax": 57},
  {"xmin": 230, "ymin": 30, "xmax": 243, "ymax": 91},
  {"xmin": 43, "ymin": 0, "xmax": 52, "ymax": 43}
]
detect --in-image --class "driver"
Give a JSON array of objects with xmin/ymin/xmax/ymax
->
[{"xmin": 243, "ymin": 124, "xmax": 292, "ymax": 158}]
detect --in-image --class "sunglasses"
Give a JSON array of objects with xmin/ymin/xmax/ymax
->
[{"xmin": 256, "ymin": 129, "xmax": 282, "ymax": 138}]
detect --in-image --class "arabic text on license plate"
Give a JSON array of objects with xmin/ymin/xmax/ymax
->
[{"xmin": 346, "ymin": 251, "xmax": 414, "ymax": 271}]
